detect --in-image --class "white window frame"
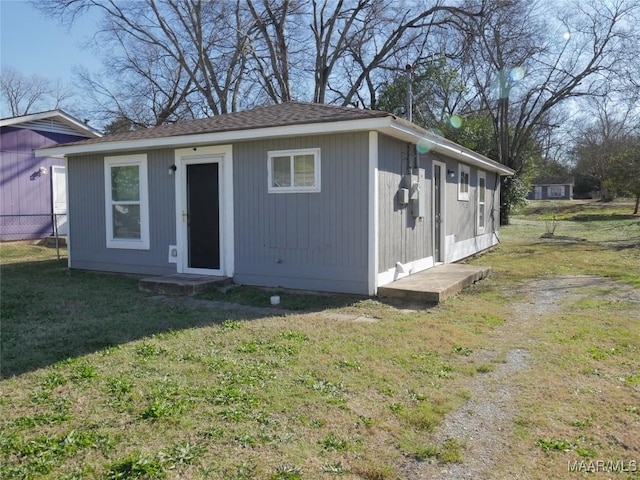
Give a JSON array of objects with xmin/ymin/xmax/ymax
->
[
  {"xmin": 458, "ymin": 163, "xmax": 470, "ymax": 201},
  {"xmin": 267, "ymin": 148, "xmax": 321, "ymax": 193},
  {"xmin": 477, "ymin": 171, "xmax": 486, "ymax": 232},
  {"xmin": 104, "ymin": 154, "xmax": 150, "ymax": 250}
]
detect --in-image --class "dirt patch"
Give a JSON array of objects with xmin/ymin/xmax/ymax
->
[{"xmin": 400, "ymin": 275, "xmax": 639, "ymax": 479}]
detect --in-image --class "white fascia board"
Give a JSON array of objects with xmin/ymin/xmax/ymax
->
[
  {"xmin": 1, "ymin": 110, "xmax": 59, "ymax": 127},
  {"xmin": 35, "ymin": 117, "xmax": 395, "ymax": 158},
  {"xmin": 34, "ymin": 113, "xmax": 514, "ymax": 177},
  {"xmin": 383, "ymin": 121, "xmax": 515, "ymax": 176},
  {"xmin": 2, "ymin": 110, "xmax": 102, "ymax": 138}
]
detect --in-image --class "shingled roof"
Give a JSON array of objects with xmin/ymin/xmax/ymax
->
[
  {"xmin": 36, "ymin": 101, "xmax": 515, "ymax": 176},
  {"xmin": 55, "ymin": 102, "xmax": 393, "ymax": 148}
]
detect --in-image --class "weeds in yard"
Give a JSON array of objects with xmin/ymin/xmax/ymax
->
[{"xmin": 1, "ymin": 201, "xmax": 638, "ymax": 479}]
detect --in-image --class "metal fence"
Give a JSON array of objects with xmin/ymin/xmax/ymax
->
[{"xmin": 0, "ymin": 213, "xmax": 68, "ymax": 262}]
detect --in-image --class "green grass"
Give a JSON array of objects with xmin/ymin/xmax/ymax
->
[
  {"xmin": 479, "ymin": 201, "xmax": 640, "ymax": 286},
  {"xmin": 1, "ymin": 201, "xmax": 639, "ymax": 479},
  {"xmin": 0, "ymin": 240, "xmax": 66, "ymax": 264}
]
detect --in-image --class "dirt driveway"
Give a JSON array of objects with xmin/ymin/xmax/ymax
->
[{"xmin": 401, "ymin": 275, "xmax": 640, "ymax": 480}]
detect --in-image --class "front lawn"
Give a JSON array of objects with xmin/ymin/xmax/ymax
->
[{"xmin": 1, "ymin": 201, "xmax": 638, "ymax": 479}]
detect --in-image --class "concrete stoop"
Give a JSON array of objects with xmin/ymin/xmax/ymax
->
[
  {"xmin": 377, "ymin": 264, "xmax": 491, "ymax": 303},
  {"xmin": 139, "ymin": 274, "xmax": 232, "ymax": 296}
]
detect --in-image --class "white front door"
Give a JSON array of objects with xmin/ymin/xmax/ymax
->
[
  {"xmin": 51, "ymin": 165, "xmax": 68, "ymax": 235},
  {"xmin": 174, "ymin": 145, "xmax": 234, "ymax": 277}
]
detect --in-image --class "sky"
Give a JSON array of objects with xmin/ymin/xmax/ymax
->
[{"xmin": 0, "ymin": 0, "xmax": 102, "ymax": 87}]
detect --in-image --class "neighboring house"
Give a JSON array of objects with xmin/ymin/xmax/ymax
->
[
  {"xmin": 527, "ymin": 176, "xmax": 574, "ymax": 200},
  {"xmin": 0, "ymin": 110, "xmax": 102, "ymax": 241},
  {"xmin": 36, "ymin": 102, "xmax": 513, "ymax": 295}
]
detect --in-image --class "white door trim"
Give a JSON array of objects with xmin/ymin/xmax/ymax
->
[
  {"xmin": 432, "ymin": 160, "xmax": 446, "ymax": 264},
  {"xmin": 51, "ymin": 165, "xmax": 68, "ymax": 235},
  {"xmin": 174, "ymin": 145, "xmax": 234, "ymax": 277}
]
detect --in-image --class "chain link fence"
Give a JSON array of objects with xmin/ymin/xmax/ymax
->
[{"xmin": 0, "ymin": 213, "xmax": 68, "ymax": 264}]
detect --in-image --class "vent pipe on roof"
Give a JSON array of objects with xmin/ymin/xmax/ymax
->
[{"xmin": 405, "ymin": 64, "xmax": 413, "ymax": 123}]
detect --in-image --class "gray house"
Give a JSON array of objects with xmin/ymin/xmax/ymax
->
[
  {"xmin": 527, "ymin": 176, "xmax": 574, "ymax": 200},
  {"xmin": 37, "ymin": 102, "xmax": 513, "ymax": 295}
]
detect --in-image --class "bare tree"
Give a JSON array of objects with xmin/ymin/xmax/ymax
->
[
  {"xmin": 0, "ymin": 67, "xmax": 73, "ymax": 116},
  {"xmin": 74, "ymin": 33, "xmax": 196, "ymax": 128},
  {"xmin": 38, "ymin": 0, "xmax": 253, "ymax": 119},
  {"xmin": 456, "ymin": 0, "xmax": 640, "ymax": 223},
  {"xmin": 317, "ymin": 0, "xmax": 483, "ymax": 108},
  {"xmin": 38, "ymin": 0, "xmax": 485, "ymax": 123},
  {"xmin": 572, "ymin": 95, "xmax": 640, "ymax": 209}
]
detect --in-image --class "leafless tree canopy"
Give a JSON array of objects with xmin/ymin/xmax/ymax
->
[
  {"xmin": 36, "ymin": 0, "xmax": 483, "ymax": 127},
  {"xmin": 0, "ymin": 67, "xmax": 74, "ymax": 117},
  {"xmin": 33, "ymin": 0, "xmax": 640, "ymax": 220}
]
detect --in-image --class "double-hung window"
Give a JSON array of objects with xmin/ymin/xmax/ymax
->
[
  {"xmin": 458, "ymin": 163, "xmax": 470, "ymax": 201},
  {"xmin": 104, "ymin": 154, "xmax": 150, "ymax": 249},
  {"xmin": 268, "ymin": 148, "xmax": 321, "ymax": 193},
  {"xmin": 477, "ymin": 171, "xmax": 486, "ymax": 232}
]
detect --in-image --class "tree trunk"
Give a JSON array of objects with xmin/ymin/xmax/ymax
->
[
  {"xmin": 500, "ymin": 178, "xmax": 510, "ymax": 226},
  {"xmin": 634, "ymin": 193, "xmax": 639, "ymax": 215}
]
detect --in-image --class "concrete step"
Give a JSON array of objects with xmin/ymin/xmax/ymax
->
[
  {"xmin": 377, "ymin": 264, "xmax": 491, "ymax": 303},
  {"xmin": 139, "ymin": 274, "xmax": 232, "ymax": 296},
  {"xmin": 43, "ymin": 235, "xmax": 67, "ymax": 247}
]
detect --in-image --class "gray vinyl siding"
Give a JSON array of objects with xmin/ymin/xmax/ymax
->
[
  {"xmin": 233, "ymin": 133, "xmax": 369, "ymax": 294},
  {"xmin": 445, "ymin": 160, "xmax": 501, "ymax": 241},
  {"xmin": 67, "ymin": 149, "xmax": 177, "ymax": 275},
  {"xmin": 377, "ymin": 134, "xmax": 432, "ymax": 273}
]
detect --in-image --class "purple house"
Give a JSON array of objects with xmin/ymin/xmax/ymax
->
[{"xmin": 0, "ymin": 110, "xmax": 101, "ymax": 241}]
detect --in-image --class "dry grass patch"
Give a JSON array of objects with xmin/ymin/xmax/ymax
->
[{"xmin": 2, "ymin": 201, "xmax": 638, "ymax": 479}]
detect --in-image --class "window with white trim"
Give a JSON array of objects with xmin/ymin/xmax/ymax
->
[
  {"xmin": 104, "ymin": 154, "xmax": 150, "ymax": 249},
  {"xmin": 548, "ymin": 185, "xmax": 565, "ymax": 198},
  {"xmin": 268, "ymin": 148, "xmax": 321, "ymax": 193},
  {"xmin": 478, "ymin": 171, "xmax": 486, "ymax": 232},
  {"xmin": 458, "ymin": 163, "xmax": 470, "ymax": 201}
]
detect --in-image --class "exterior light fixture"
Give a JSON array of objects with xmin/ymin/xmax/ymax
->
[
  {"xmin": 447, "ymin": 169, "xmax": 455, "ymax": 178},
  {"xmin": 168, "ymin": 164, "xmax": 177, "ymax": 175}
]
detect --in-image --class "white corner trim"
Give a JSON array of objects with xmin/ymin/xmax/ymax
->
[
  {"xmin": 64, "ymin": 156, "xmax": 71, "ymax": 269},
  {"xmin": 377, "ymin": 256, "xmax": 435, "ymax": 288},
  {"xmin": 445, "ymin": 232, "xmax": 498, "ymax": 263},
  {"xmin": 368, "ymin": 131, "xmax": 379, "ymax": 295}
]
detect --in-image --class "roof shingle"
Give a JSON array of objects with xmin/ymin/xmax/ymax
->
[{"xmin": 61, "ymin": 102, "xmax": 393, "ymax": 148}]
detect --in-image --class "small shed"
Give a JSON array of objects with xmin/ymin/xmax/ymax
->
[
  {"xmin": 37, "ymin": 102, "xmax": 513, "ymax": 295},
  {"xmin": 0, "ymin": 110, "xmax": 101, "ymax": 240},
  {"xmin": 527, "ymin": 176, "xmax": 574, "ymax": 200}
]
